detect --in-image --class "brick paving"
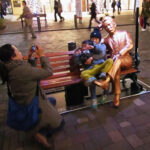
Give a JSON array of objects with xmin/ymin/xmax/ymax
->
[{"xmin": 1, "ymin": 11, "xmax": 150, "ymax": 150}]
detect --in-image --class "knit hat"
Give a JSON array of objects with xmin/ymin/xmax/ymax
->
[{"xmin": 90, "ymin": 27, "xmax": 101, "ymax": 40}]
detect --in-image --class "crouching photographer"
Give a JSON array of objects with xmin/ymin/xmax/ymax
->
[{"xmin": 0, "ymin": 44, "xmax": 65, "ymax": 148}]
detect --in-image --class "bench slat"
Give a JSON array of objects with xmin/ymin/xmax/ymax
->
[
  {"xmin": 23, "ymin": 51, "xmax": 74, "ymax": 60},
  {"xmin": 46, "ymin": 72, "xmax": 80, "ymax": 80},
  {"xmin": 24, "ymin": 51, "xmax": 138, "ymax": 90},
  {"xmin": 40, "ymin": 76, "xmax": 82, "ymax": 89},
  {"xmin": 121, "ymin": 68, "xmax": 137, "ymax": 75},
  {"xmin": 51, "ymin": 62, "xmax": 70, "ymax": 68},
  {"xmin": 50, "ymin": 56, "xmax": 72, "ymax": 62},
  {"xmin": 45, "ymin": 51, "xmax": 74, "ymax": 57}
]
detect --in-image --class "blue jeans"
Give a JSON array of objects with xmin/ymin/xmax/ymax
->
[
  {"xmin": 89, "ymin": 83, "xmax": 96, "ymax": 99},
  {"xmin": 143, "ymin": 17, "xmax": 149, "ymax": 29},
  {"xmin": 48, "ymin": 97, "xmax": 56, "ymax": 106}
]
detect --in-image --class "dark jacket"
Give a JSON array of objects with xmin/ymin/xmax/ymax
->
[
  {"xmin": 5, "ymin": 56, "xmax": 62, "ymax": 135},
  {"xmin": 73, "ymin": 41, "xmax": 106, "ymax": 70},
  {"xmin": 142, "ymin": 1, "xmax": 150, "ymax": 17},
  {"xmin": 0, "ymin": 3, "xmax": 5, "ymax": 15},
  {"xmin": 90, "ymin": 2, "xmax": 97, "ymax": 17}
]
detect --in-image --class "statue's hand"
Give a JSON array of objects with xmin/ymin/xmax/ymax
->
[{"xmin": 97, "ymin": 23, "xmax": 103, "ymax": 31}]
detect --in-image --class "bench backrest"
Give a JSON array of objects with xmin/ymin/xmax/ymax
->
[
  {"xmin": 24, "ymin": 51, "xmax": 82, "ymax": 89},
  {"xmin": 24, "ymin": 50, "xmax": 138, "ymax": 90}
]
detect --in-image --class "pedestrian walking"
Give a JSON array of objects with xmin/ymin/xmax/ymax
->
[
  {"xmin": 88, "ymin": 0, "xmax": 99, "ymax": 29},
  {"xmin": 18, "ymin": 1, "xmax": 36, "ymax": 39},
  {"xmin": 117, "ymin": 0, "xmax": 121, "ymax": 14},
  {"xmin": 111, "ymin": 0, "xmax": 116, "ymax": 17},
  {"xmin": 58, "ymin": 0, "xmax": 64, "ymax": 22},
  {"xmin": 54, "ymin": 0, "xmax": 64, "ymax": 22},
  {"xmin": 103, "ymin": 0, "xmax": 108, "ymax": 13},
  {"xmin": 0, "ymin": 1, "xmax": 5, "ymax": 19},
  {"xmin": 2, "ymin": 1, "xmax": 8, "ymax": 13},
  {"xmin": 141, "ymin": 0, "xmax": 150, "ymax": 31}
]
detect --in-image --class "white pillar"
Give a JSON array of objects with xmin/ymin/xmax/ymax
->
[{"xmin": 76, "ymin": 0, "xmax": 82, "ymax": 23}]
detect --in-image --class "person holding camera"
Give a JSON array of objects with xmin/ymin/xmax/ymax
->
[{"xmin": 0, "ymin": 44, "xmax": 64, "ymax": 148}]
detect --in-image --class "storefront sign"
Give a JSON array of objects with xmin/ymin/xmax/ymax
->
[{"xmin": 13, "ymin": 0, "xmax": 21, "ymax": 7}]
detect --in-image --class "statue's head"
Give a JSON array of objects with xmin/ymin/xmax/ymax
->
[{"xmin": 102, "ymin": 16, "xmax": 117, "ymax": 35}]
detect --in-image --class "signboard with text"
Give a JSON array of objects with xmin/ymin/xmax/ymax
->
[{"xmin": 13, "ymin": 0, "xmax": 21, "ymax": 7}]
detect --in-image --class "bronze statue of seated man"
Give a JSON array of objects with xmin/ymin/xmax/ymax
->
[{"xmin": 95, "ymin": 16, "xmax": 133, "ymax": 107}]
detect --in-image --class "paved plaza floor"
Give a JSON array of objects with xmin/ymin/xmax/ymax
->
[{"xmin": 1, "ymin": 11, "xmax": 150, "ymax": 150}]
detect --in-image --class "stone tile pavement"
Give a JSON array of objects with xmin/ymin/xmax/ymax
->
[
  {"xmin": 1, "ymin": 91, "xmax": 150, "ymax": 150},
  {"xmin": 0, "ymin": 10, "xmax": 135, "ymax": 34},
  {"xmin": 1, "ymin": 11, "xmax": 150, "ymax": 150}
]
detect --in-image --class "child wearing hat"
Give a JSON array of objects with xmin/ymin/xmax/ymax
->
[{"xmin": 74, "ymin": 28, "xmax": 113, "ymax": 108}]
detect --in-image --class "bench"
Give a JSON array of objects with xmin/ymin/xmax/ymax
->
[
  {"xmin": 24, "ymin": 50, "xmax": 141, "ymax": 96},
  {"xmin": 21, "ymin": 13, "xmax": 47, "ymax": 32}
]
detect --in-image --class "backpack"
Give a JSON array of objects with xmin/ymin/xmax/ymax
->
[{"xmin": 7, "ymin": 83, "xmax": 40, "ymax": 131}]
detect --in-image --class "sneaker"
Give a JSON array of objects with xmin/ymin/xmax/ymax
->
[
  {"xmin": 141, "ymin": 28, "xmax": 146, "ymax": 31},
  {"xmin": 99, "ymin": 95, "xmax": 107, "ymax": 105},
  {"xmin": 99, "ymin": 72, "xmax": 106, "ymax": 80},
  {"xmin": 92, "ymin": 99, "xmax": 98, "ymax": 109}
]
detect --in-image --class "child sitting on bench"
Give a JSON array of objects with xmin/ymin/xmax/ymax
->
[{"xmin": 74, "ymin": 28, "xmax": 113, "ymax": 108}]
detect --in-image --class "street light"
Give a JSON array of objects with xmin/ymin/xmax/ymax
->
[{"xmin": 134, "ymin": 0, "xmax": 140, "ymax": 69}]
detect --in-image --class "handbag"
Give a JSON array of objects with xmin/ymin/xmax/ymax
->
[{"xmin": 7, "ymin": 83, "xmax": 40, "ymax": 131}]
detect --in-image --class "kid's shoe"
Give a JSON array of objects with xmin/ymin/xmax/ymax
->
[
  {"xmin": 91, "ymin": 99, "xmax": 98, "ymax": 109},
  {"xmin": 99, "ymin": 95, "xmax": 107, "ymax": 105}
]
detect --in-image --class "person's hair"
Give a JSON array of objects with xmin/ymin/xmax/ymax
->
[
  {"xmin": 82, "ymin": 40, "xmax": 94, "ymax": 46},
  {"xmin": 22, "ymin": 1, "xmax": 26, "ymax": 5},
  {"xmin": 0, "ymin": 44, "xmax": 16, "ymax": 84}
]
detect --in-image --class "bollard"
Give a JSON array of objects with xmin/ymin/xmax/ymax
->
[
  {"xmin": 74, "ymin": 15, "xmax": 77, "ymax": 29},
  {"xmin": 68, "ymin": 42, "xmax": 76, "ymax": 51},
  {"xmin": 37, "ymin": 16, "xmax": 41, "ymax": 32}
]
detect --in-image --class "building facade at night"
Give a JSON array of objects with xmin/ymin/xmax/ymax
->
[{"xmin": 9, "ymin": 0, "xmax": 142, "ymax": 15}]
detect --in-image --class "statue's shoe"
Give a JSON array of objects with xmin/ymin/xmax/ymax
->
[
  {"xmin": 95, "ymin": 79, "xmax": 109, "ymax": 91},
  {"xmin": 113, "ymin": 94, "xmax": 120, "ymax": 108}
]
